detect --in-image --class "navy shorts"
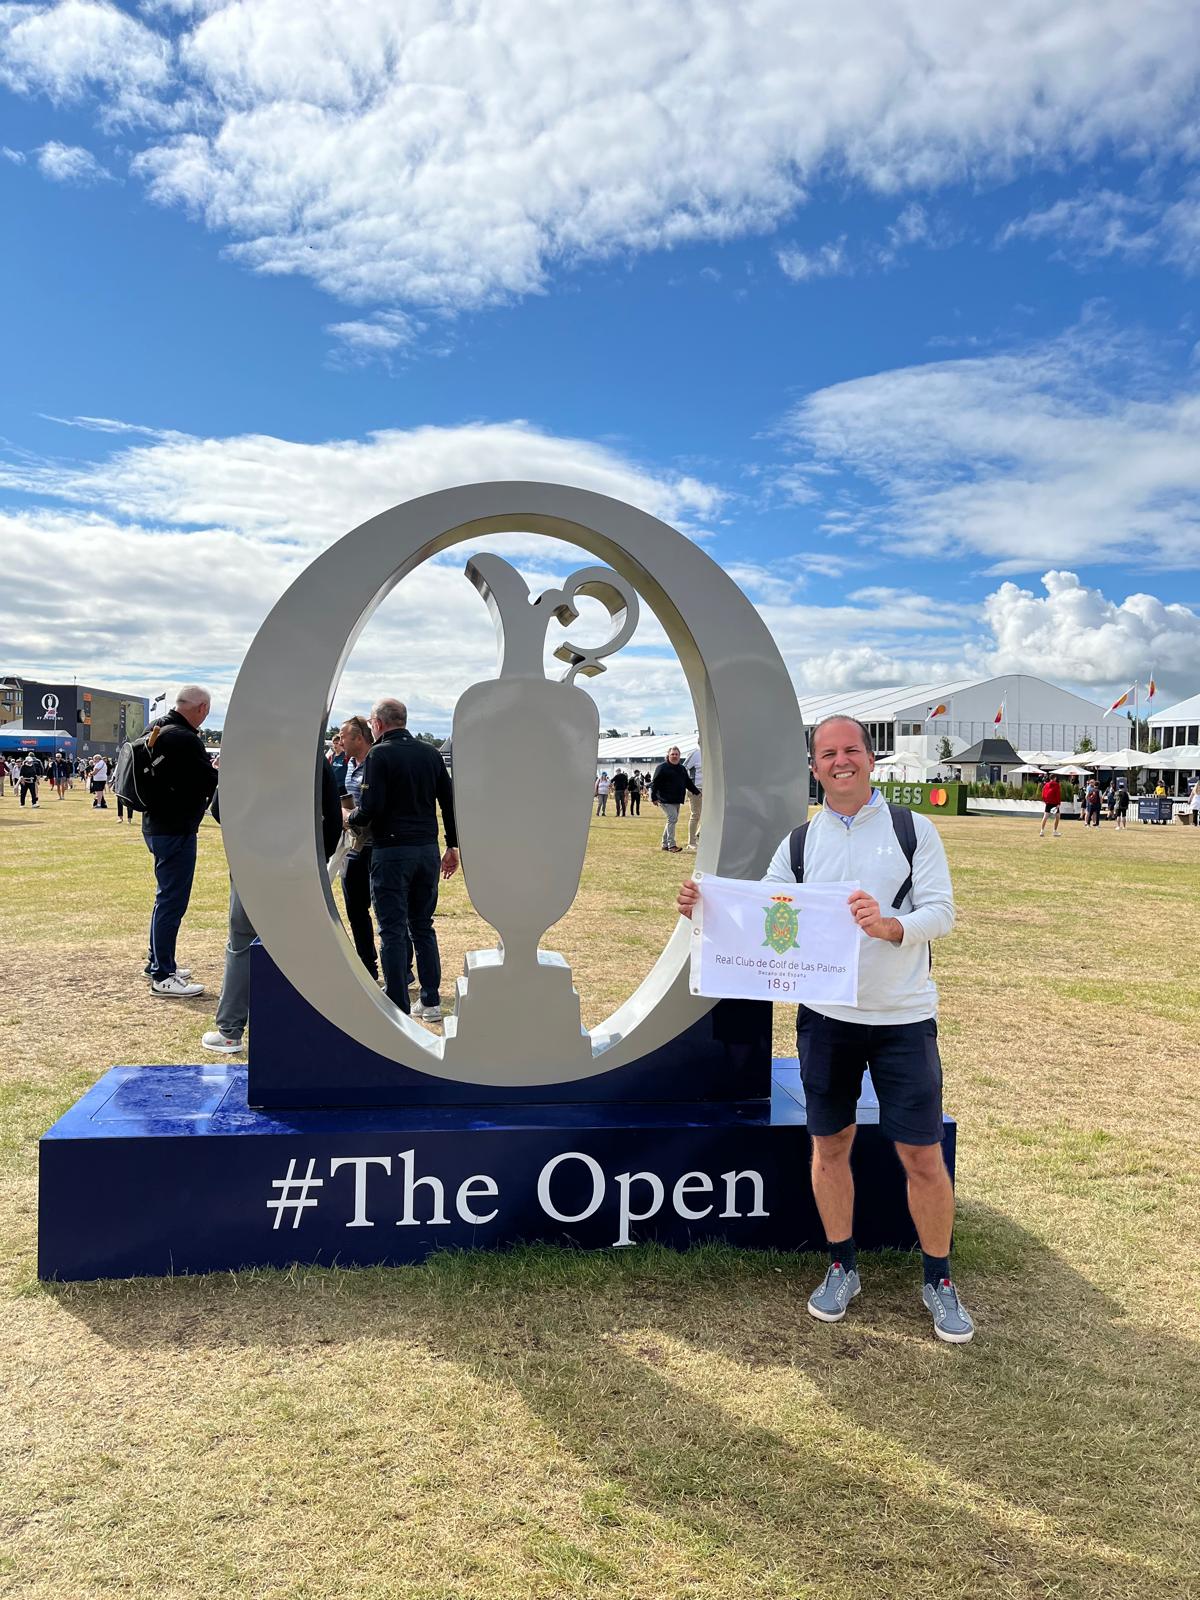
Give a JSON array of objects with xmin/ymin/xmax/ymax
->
[{"xmin": 796, "ymin": 1006, "xmax": 944, "ymax": 1146}]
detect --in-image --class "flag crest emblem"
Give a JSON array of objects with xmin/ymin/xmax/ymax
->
[{"xmin": 762, "ymin": 895, "xmax": 800, "ymax": 955}]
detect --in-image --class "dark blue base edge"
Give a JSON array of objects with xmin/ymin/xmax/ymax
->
[{"xmin": 38, "ymin": 1062, "xmax": 956, "ymax": 1281}]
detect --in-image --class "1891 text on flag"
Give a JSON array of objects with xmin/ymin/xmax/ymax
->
[{"xmin": 689, "ymin": 873, "xmax": 860, "ymax": 1006}]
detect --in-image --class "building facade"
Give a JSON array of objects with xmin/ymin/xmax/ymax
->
[
  {"xmin": 795, "ymin": 674, "xmax": 1126, "ymax": 761},
  {"xmin": 1148, "ymin": 693, "xmax": 1200, "ymax": 749},
  {"xmin": 0, "ymin": 679, "xmax": 149, "ymax": 760}
]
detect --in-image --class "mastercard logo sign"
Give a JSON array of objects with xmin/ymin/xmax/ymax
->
[{"xmin": 928, "ymin": 788, "xmax": 948, "ymax": 806}]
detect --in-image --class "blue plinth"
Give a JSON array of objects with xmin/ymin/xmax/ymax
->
[
  {"xmin": 246, "ymin": 943, "xmax": 773, "ymax": 1108},
  {"xmin": 38, "ymin": 1062, "xmax": 955, "ymax": 1281}
]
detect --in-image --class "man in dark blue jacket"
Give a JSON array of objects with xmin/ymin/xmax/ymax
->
[
  {"xmin": 346, "ymin": 697, "xmax": 458, "ymax": 1021},
  {"xmin": 142, "ymin": 686, "xmax": 218, "ymax": 998}
]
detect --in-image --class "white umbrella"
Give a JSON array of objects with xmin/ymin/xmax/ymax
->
[
  {"xmin": 1009, "ymin": 763, "xmax": 1049, "ymax": 775},
  {"xmin": 1082, "ymin": 748, "xmax": 1147, "ymax": 770},
  {"xmin": 1052, "ymin": 764, "xmax": 1093, "ymax": 776},
  {"xmin": 1149, "ymin": 744, "xmax": 1200, "ymax": 771}
]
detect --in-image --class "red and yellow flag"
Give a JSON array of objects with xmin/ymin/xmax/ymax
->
[
  {"xmin": 1105, "ymin": 686, "xmax": 1134, "ymax": 715},
  {"xmin": 925, "ymin": 703, "xmax": 948, "ymax": 721},
  {"xmin": 993, "ymin": 704, "xmax": 1004, "ymax": 725}
]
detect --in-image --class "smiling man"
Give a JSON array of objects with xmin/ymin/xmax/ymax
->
[{"xmin": 678, "ymin": 714, "xmax": 970, "ymax": 1343}]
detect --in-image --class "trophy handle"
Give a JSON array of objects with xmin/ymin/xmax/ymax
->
[{"xmin": 550, "ymin": 568, "xmax": 640, "ymax": 682}]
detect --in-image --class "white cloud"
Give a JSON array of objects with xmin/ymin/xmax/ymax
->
[
  {"xmin": 7, "ymin": 418, "xmax": 1197, "ymax": 722},
  {"xmin": 0, "ymin": 418, "xmax": 725, "ymax": 728},
  {"xmin": 1000, "ymin": 183, "xmax": 1200, "ymax": 273},
  {"xmin": 783, "ymin": 320, "xmax": 1200, "ymax": 570},
  {"xmin": 2, "ymin": 143, "xmax": 24, "ymax": 162},
  {"xmin": 3, "ymin": 1, "xmax": 1198, "ymax": 309},
  {"xmin": 981, "ymin": 570, "xmax": 1200, "ymax": 699},
  {"xmin": 0, "ymin": 1, "xmax": 171, "ymax": 121},
  {"xmin": 777, "ymin": 237, "xmax": 850, "ymax": 282},
  {"xmin": 325, "ymin": 309, "xmax": 421, "ymax": 366},
  {"xmin": 35, "ymin": 139, "xmax": 111, "ymax": 182},
  {"xmin": 0, "ymin": 417, "xmax": 723, "ymax": 545}
]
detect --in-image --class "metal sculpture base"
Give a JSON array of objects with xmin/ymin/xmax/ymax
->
[
  {"xmin": 38, "ymin": 1064, "xmax": 956, "ymax": 1281},
  {"xmin": 245, "ymin": 943, "xmax": 772, "ymax": 1109},
  {"xmin": 446, "ymin": 949, "xmax": 593, "ymax": 1072}
]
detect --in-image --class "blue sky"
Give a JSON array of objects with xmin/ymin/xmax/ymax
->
[{"xmin": 2, "ymin": 1, "xmax": 1199, "ymax": 733}]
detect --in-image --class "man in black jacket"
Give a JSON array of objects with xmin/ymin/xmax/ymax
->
[
  {"xmin": 650, "ymin": 745, "xmax": 699, "ymax": 852},
  {"xmin": 347, "ymin": 697, "xmax": 458, "ymax": 1021},
  {"xmin": 18, "ymin": 753, "xmax": 44, "ymax": 807},
  {"xmin": 142, "ymin": 685, "xmax": 218, "ymax": 998}
]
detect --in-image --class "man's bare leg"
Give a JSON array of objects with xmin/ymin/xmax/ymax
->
[
  {"xmin": 810, "ymin": 1126, "xmax": 856, "ymax": 1241},
  {"xmin": 895, "ymin": 1140, "xmax": 954, "ymax": 1256},
  {"xmin": 896, "ymin": 1140, "xmax": 974, "ymax": 1341},
  {"xmin": 806, "ymin": 1126, "xmax": 861, "ymax": 1322}
]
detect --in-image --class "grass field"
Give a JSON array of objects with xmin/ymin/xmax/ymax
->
[{"xmin": 1, "ymin": 786, "xmax": 1198, "ymax": 1599}]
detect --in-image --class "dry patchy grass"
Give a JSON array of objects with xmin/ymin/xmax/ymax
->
[{"xmin": 1, "ymin": 790, "xmax": 1199, "ymax": 1599}]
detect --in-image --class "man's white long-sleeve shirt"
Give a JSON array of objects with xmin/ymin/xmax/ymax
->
[{"xmin": 765, "ymin": 791, "xmax": 955, "ymax": 1026}]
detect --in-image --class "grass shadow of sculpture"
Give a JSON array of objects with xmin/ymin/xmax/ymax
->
[{"xmin": 49, "ymin": 1200, "xmax": 1198, "ymax": 1599}]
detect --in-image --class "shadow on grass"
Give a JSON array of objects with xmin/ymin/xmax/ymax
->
[{"xmin": 48, "ymin": 1199, "xmax": 1199, "ymax": 1598}]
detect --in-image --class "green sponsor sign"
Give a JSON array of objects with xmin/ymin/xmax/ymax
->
[{"xmin": 872, "ymin": 780, "xmax": 968, "ymax": 816}]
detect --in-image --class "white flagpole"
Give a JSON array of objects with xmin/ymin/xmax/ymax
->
[{"xmin": 1134, "ymin": 681, "xmax": 1139, "ymax": 754}]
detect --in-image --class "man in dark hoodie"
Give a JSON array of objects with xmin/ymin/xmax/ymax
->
[
  {"xmin": 142, "ymin": 685, "xmax": 218, "ymax": 998},
  {"xmin": 650, "ymin": 745, "xmax": 699, "ymax": 852}
]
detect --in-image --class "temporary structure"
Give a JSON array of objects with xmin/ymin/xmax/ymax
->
[
  {"xmin": 1148, "ymin": 744, "xmax": 1200, "ymax": 771},
  {"xmin": 1077, "ymin": 748, "xmax": 1145, "ymax": 770},
  {"xmin": 0, "ymin": 727, "xmax": 76, "ymax": 754}
]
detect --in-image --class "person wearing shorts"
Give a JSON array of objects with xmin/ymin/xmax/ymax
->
[
  {"xmin": 90, "ymin": 755, "xmax": 109, "ymax": 808},
  {"xmin": 1039, "ymin": 776, "xmax": 1061, "ymax": 838},
  {"xmin": 677, "ymin": 714, "xmax": 970, "ymax": 1343}
]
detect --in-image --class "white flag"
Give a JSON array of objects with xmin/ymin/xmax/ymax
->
[{"xmin": 689, "ymin": 873, "xmax": 860, "ymax": 1006}]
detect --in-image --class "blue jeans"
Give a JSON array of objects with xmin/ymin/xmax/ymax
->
[
  {"xmin": 144, "ymin": 831, "xmax": 198, "ymax": 980},
  {"xmin": 370, "ymin": 843, "xmax": 441, "ymax": 1011}
]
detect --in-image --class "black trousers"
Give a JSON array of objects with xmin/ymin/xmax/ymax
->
[
  {"xmin": 629, "ymin": 791, "xmax": 641, "ymax": 814},
  {"xmin": 341, "ymin": 846, "xmax": 379, "ymax": 979}
]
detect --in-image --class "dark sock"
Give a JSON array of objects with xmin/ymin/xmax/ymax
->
[
  {"xmin": 922, "ymin": 1252, "xmax": 951, "ymax": 1287},
  {"xmin": 828, "ymin": 1237, "xmax": 857, "ymax": 1274}
]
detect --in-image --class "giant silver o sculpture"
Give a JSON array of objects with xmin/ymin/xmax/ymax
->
[{"xmin": 220, "ymin": 482, "xmax": 806, "ymax": 1086}]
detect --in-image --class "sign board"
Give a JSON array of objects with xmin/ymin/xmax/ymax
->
[{"xmin": 872, "ymin": 780, "xmax": 967, "ymax": 816}]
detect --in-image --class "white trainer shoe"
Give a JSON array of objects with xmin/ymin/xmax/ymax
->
[
  {"xmin": 201, "ymin": 1030, "xmax": 244, "ymax": 1053},
  {"xmin": 419, "ymin": 1004, "xmax": 444, "ymax": 1022},
  {"xmin": 151, "ymin": 973, "xmax": 204, "ymax": 999}
]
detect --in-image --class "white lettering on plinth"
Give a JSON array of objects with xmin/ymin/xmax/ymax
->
[
  {"xmin": 457, "ymin": 1173, "xmax": 500, "ymax": 1224},
  {"xmin": 672, "ymin": 1171, "xmax": 714, "ymax": 1220},
  {"xmin": 395, "ymin": 1149, "xmax": 450, "ymax": 1227},
  {"xmin": 613, "ymin": 1170, "xmax": 665, "ymax": 1247},
  {"xmin": 537, "ymin": 1151, "xmax": 605, "ymax": 1222},
  {"xmin": 330, "ymin": 1154, "xmax": 393, "ymax": 1227}
]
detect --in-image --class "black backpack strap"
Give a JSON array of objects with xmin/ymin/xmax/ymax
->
[
  {"xmin": 886, "ymin": 802, "xmax": 933, "ymax": 971},
  {"xmin": 886, "ymin": 802, "xmax": 918, "ymax": 909},
  {"xmin": 788, "ymin": 821, "xmax": 810, "ymax": 882}
]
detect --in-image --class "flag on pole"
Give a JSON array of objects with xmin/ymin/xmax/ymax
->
[
  {"xmin": 1104, "ymin": 685, "xmax": 1136, "ymax": 716},
  {"xmin": 925, "ymin": 703, "xmax": 948, "ymax": 721},
  {"xmin": 150, "ymin": 691, "xmax": 167, "ymax": 714},
  {"xmin": 993, "ymin": 702, "xmax": 1004, "ymax": 725},
  {"xmin": 1147, "ymin": 672, "xmax": 1156, "ymax": 703}
]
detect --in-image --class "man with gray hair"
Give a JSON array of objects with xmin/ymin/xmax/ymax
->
[
  {"xmin": 346, "ymin": 696, "xmax": 458, "ymax": 1022},
  {"xmin": 142, "ymin": 685, "xmax": 218, "ymax": 998}
]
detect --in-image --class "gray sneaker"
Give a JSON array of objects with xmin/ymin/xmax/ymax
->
[
  {"xmin": 419, "ymin": 1004, "xmax": 444, "ymax": 1022},
  {"xmin": 922, "ymin": 1278, "xmax": 975, "ymax": 1344},
  {"xmin": 807, "ymin": 1262, "xmax": 861, "ymax": 1323}
]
